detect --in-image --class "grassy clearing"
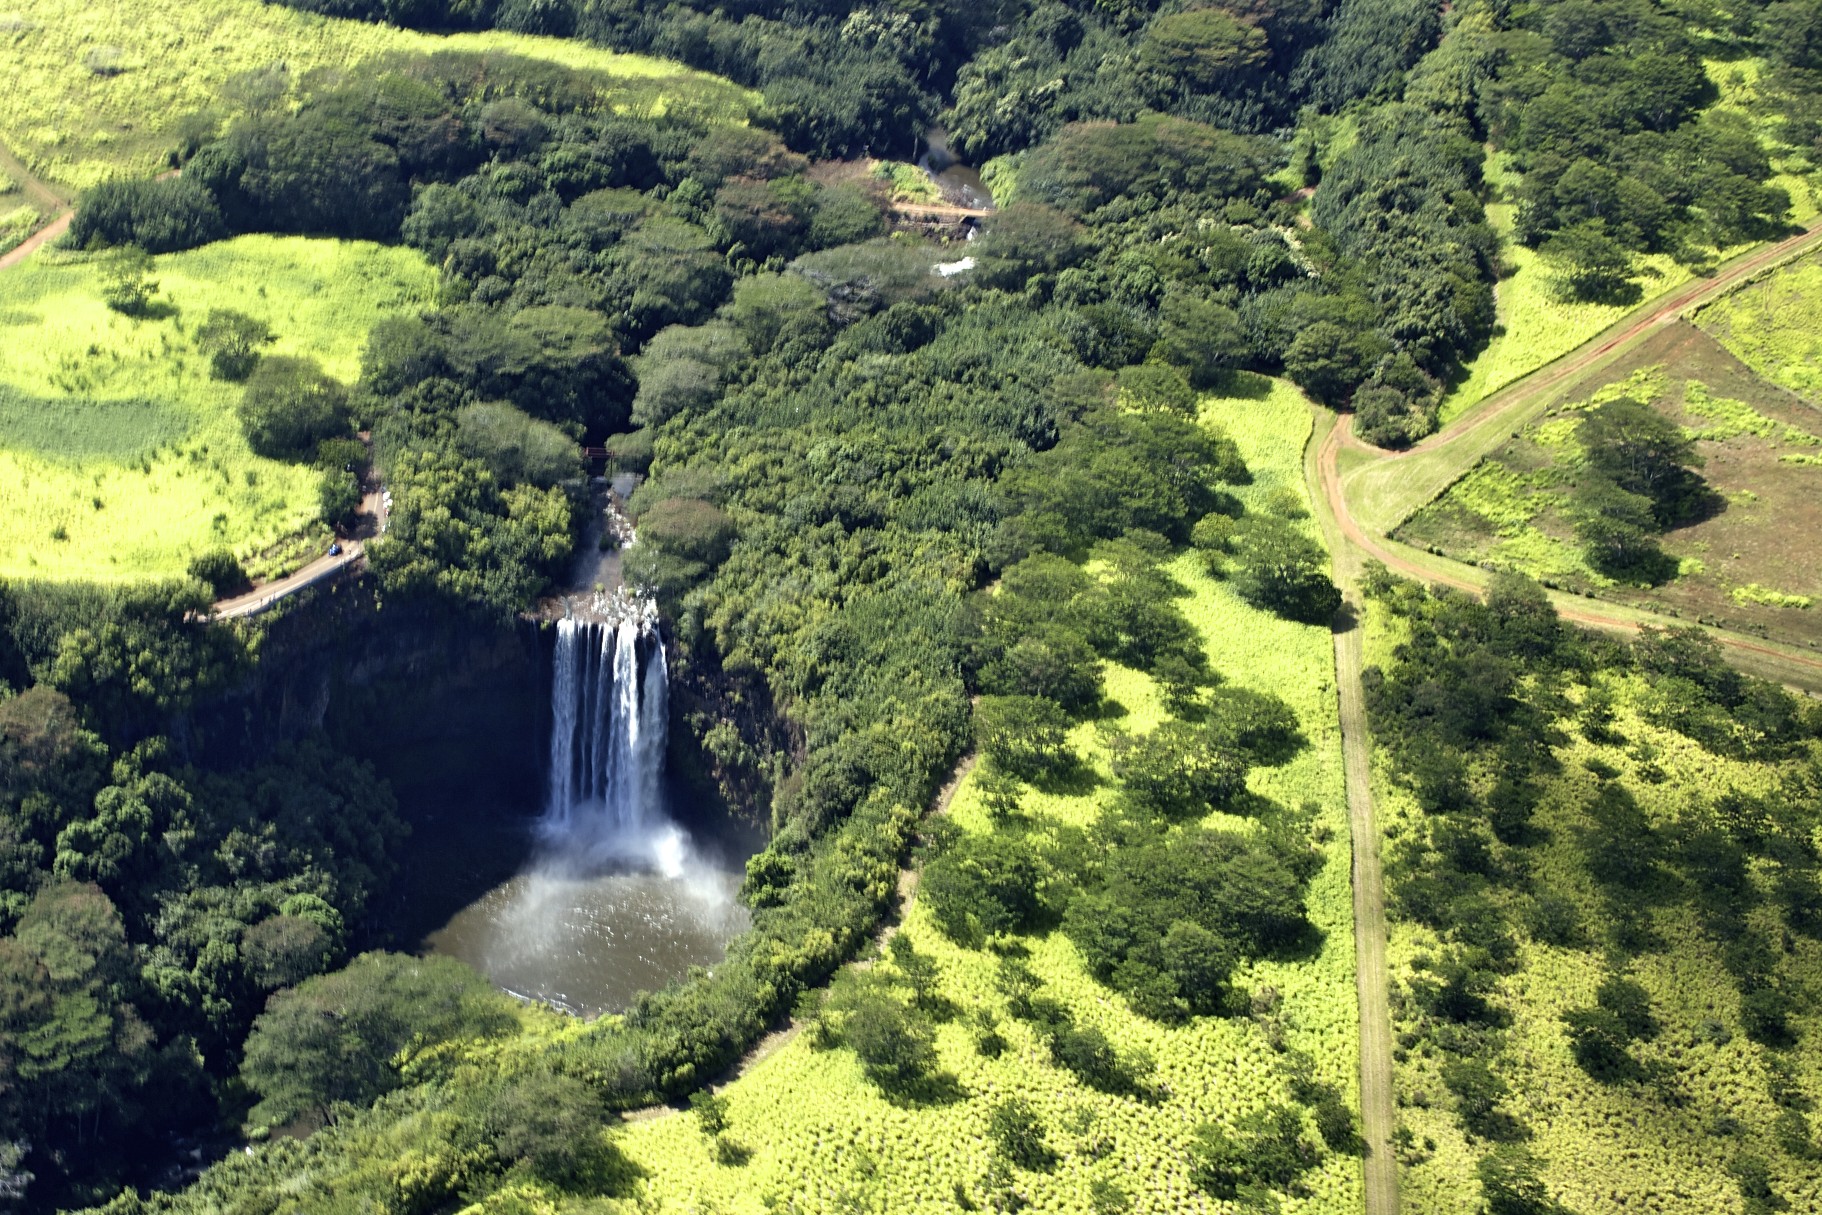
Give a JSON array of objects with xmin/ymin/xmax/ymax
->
[
  {"xmin": 1369, "ymin": 606, "xmax": 1822, "ymax": 1214},
  {"xmin": 0, "ymin": 0, "xmax": 757, "ymax": 189},
  {"xmin": 1401, "ymin": 320, "xmax": 1822, "ymax": 646},
  {"xmin": 611, "ymin": 382, "xmax": 1359, "ymax": 1215},
  {"xmin": 0, "ymin": 234, "xmax": 433, "ymax": 582},
  {"xmin": 1705, "ymin": 57, "xmax": 1821, "ymax": 228},
  {"xmin": 1437, "ymin": 155, "xmax": 1695, "ymax": 427},
  {"xmin": 1695, "ymin": 251, "xmax": 1822, "ymax": 403}
]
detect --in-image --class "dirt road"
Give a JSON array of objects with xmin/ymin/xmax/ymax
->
[
  {"xmin": 1318, "ymin": 416, "xmax": 1822, "ymax": 689},
  {"xmin": 1335, "ymin": 609, "xmax": 1399, "ymax": 1215},
  {"xmin": 1341, "ymin": 222, "xmax": 1822, "ymax": 533},
  {"xmin": 0, "ymin": 138, "xmax": 74, "ymax": 270}
]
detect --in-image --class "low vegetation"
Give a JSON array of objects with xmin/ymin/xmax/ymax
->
[
  {"xmin": 1697, "ymin": 251, "xmax": 1822, "ymax": 403},
  {"xmin": 1400, "ymin": 324, "xmax": 1822, "ymax": 646},
  {"xmin": 1364, "ymin": 567, "xmax": 1822, "ymax": 1215}
]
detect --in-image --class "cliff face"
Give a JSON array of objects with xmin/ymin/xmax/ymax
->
[{"xmin": 186, "ymin": 581, "xmax": 548, "ymax": 825}]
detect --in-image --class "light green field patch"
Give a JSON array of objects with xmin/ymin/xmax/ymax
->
[
  {"xmin": 1731, "ymin": 583, "xmax": 1813, "ymax": 609},
  {"xmin": 1682, "ymin": 382, "xmax": 1781, "ymax": 440},
  {"xmin": 615, "ymin": 381, "xmax": 1358, "ymax": 1215},
  {"xmin": 1696, "ymin": 252, "xmax": 1822, "ymax": 402},
  {"xmin": 1438, "ymin": 215, "xmax": 1691, "ymax": 426},
  {"xmin": 0, "ymin": 234, "xmax": 434, "ymax": 582},
  {"xmin": 0, "ymin": 0, "xmax": 756, "ymax": 187}
]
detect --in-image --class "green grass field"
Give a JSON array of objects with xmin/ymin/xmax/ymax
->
[
  {"xmin": 1438, "ymin": 154, "xmax": 1695, "ymax": 427},
  {"xmin": 609, "ymin": 380, "xmax": 1360, "ymax": 1214},
  {"xmin": 0, "ymin": 0, "xmax": 757, "ymax": 189},
  {"xmin": 1369, "ymin": 609, "xmax": 1822, "ymax": 1215},
  {"xmin": 0, "ymin": 234, "xmax": 433, "ymax": 582},
  {"xmin": 1695, "ymin": 252, "xmax": 1822, "ymax": 403}
]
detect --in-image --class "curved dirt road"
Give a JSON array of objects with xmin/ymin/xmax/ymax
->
[
  {"xmin": 0, "ymin": 138, "xmax": 73, "ymax": 270},
  {"xmin": 1341, "ymin": 223, "xmax": 1822, "ymax": 534}
]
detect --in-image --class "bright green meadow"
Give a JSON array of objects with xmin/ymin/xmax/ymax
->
[
  {"xmin": 0, "ymin": 234, "xmax": 434, "ymax": 582},
  {"xmin": 0, "ymin": 0, "xmax": 756, "ymax": 188}
]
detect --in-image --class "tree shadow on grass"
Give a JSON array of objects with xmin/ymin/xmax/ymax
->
[
  {"xmin": 880, "ymin": 1069, "xmax": 969, "ymax": 1109},
  {"xmin": 1030, "ymin": 757, "xmax": 1101, "ymax": 797}
]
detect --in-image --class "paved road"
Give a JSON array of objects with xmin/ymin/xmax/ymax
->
[{"xmin": 212, "ymin": 485, "xmax": 387, "ymax": 620}]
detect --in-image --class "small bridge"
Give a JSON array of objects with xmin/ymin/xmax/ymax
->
[{"xmin": 890, "ymin": 201, "xmax": 993, "ymax": 225}]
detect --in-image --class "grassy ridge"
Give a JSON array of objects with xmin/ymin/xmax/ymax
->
[
  {"xmin": 0, "ymin": 0, "xmax": 756, "ymax": 188},
  {"xmin": 0, "ymin": 234, "xmax": 433, "ymax": 582},
  {"xmin": 612, "ymin": 383, "xmax": 1359, "ymax": 1214}
]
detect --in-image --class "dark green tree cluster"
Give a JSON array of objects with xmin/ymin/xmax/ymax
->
[
  {"xmin": 1568, "ymin": 397, "xmax": 1713, "ymax": 583},
  {"xmin": 0, "ymin": 586, "xmax": 406, "ymax": 1207},
  {"xmin": 1363, "ymin": 566, "xmax": 1822, "ymax": 1212}
]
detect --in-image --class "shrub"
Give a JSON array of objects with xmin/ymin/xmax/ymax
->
[
  {"xmin": 988, "ymin": 1098, "xmax": 1056, "ymax": 1171},
  {"xmin": 186, "ymin": 549, "xmax": 250, "ymax": 597},
  {"xmin": 237, "ymin": 356, "xmax": 351, "ymax": 462}
]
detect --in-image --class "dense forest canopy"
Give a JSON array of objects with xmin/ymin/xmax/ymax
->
[{"xmin": 0, "ymin": 0, "xmax": 1817, "ymax": 1208}]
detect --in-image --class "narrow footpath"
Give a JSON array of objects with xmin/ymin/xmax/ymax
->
[{"xmin": 0, "ymin": 138, "xmax": 73, "ymax": 271}]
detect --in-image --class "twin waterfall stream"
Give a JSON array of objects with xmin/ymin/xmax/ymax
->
[
  {"xmin": 545, "ymin": 612, "xmax": 669, "ymax": 839},
  {"xmin": 426, "ymin": 597, "xmax": 748, "ymax": 1016}
]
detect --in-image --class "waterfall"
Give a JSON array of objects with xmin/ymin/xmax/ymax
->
[{"xmin": 544, "ymin": 608, "xmax": 668, "ymax": 836}]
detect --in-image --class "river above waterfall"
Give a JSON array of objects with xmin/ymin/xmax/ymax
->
[{"xmin": 918, "ymin": 127, "xmax": 995, "ymax": 210}]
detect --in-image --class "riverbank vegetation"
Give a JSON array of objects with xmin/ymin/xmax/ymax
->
[{"xmin": 1364, "ymin": 566, "xmax": 1822, "ymax": 1214}]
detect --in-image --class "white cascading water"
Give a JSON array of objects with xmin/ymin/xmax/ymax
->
[{"xmin": 543, "ymin": 604, "xmax": 668, "ymax": 841}]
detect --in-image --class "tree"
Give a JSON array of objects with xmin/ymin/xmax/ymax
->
[
  {"xmin": 975, "ymin": 695, "xmax": 1072, "ymax": 780},
  {"xmin": 1569, "ymin": 476, "xmax": 1671, "ymax": 581},
  {"xmin": 0, "ymin": 883, "xmax": 153, "ymax": 1141},
  {"xmin": 1111, "ymin": 722, "xmax": 1247, "ymax": 818},
  {"xmin": 455, "ymin": 401, "xmax": 578, "ymax": 488},
  {"xmin": 1141, "ymin": 8, "xmax": 1270, "ymax": 91},
  {"xmin": 67, "ymin": 177, "xmax": 225, "ymax": 254},
  {"xmin": 1118, "ymin": 362, "xmax": 1197, "ymax": 415},
  {"xmin": 237, "ymin": 356, "xmax": 351, "ymax": 461},
  {"xmin": 186, "ymin": 549, "xmax": 250, "ymax": 597},
  {"xmin": 239, "ymin": 951, "xmax": 516, "ymax": 1127},
  {"xmin": 1229, "ymin": 517, "xmax": 1341, "ymax": 623},
  {"xmin": 1543, "ymin": 221, "xmax": 1637, "ymax": 303},
  {"xmin": 1155, "ymin": 293, "xmax": 1246, "ymax": 388},
  {"xmin": 100, "ymin": 246, "xmax": 159, "ymax": 316},
  {"xmin": 1577, "ymin": 398, "xmax": 1706, "ymax": 525},
  {"xmin": 195, "ymin": 309, "xmax": 275, "ymax": 381},
  {"xmin": 1283, "ymin": 321, "xmax": 1372, "ymax": 405},
  {"xmin": 1189, "ymin": 1105, "xmax": 1320, "ymax": 1200}
]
